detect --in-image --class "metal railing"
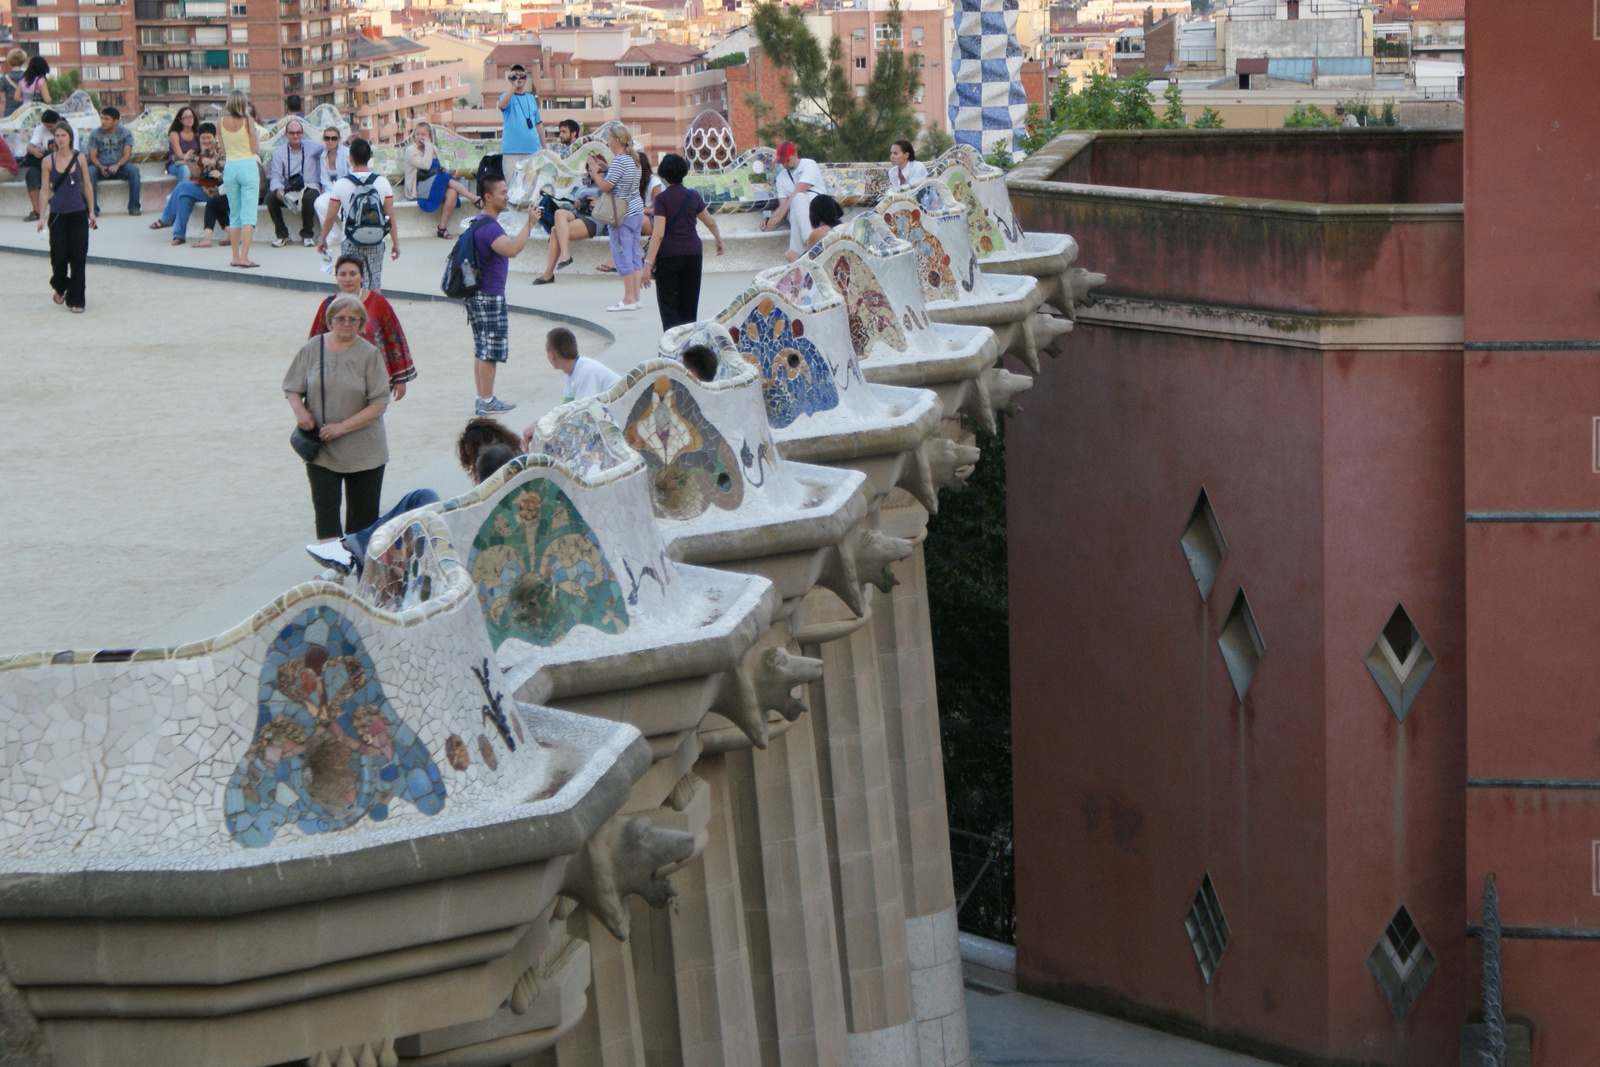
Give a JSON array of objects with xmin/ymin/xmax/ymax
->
[{"xmin": 950, "ymin": 828, "xmax": 1014, "ymax": 945}]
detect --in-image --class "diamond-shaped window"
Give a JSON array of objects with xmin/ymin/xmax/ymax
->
[
  {"xmin": 1217, "ymin": 589, "xmax": 1264, "ymax": 702},
  {"xmin": 1365, "ymin": 604, "xmax": 1435, "ymax": 722},
  {"xmin": 1180, "ymin": 489, "xmax": 1227, "ymax": 601},
  {"xmin": 1184, "ymin": 873, "xmax": 1231, "ymax": 985},
  {"xmin": 1367, "ymin": 905, "xmax": 1436, "ymax": 1019}
]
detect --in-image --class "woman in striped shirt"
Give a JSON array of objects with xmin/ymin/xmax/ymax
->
[{"xmin": 598, "ymin": 126, "xmax": 646, "ymax": 312}]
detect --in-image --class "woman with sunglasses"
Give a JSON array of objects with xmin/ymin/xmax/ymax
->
[
  {"xmin": 284, "ymin": 292, "xmax": 391, "ymax": 545},
  {"xmin": 313, "ymin": 127, "xmax": 351, "ymax": 232}
]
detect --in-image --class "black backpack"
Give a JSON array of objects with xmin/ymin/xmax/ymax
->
[{"xmin": 441, "ymin": 218, "xmax": 483, "ymax": 299}]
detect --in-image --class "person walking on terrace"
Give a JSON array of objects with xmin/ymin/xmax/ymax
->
[
  {"xmin": 465, "ymin": 174, "xmax": 531, "ymax": 416},
  {"xmin": 267, "ymin": 117, "xmax": 323, "ymax": 248},
  {"xmin": 285, "ymin": 293, "xmax": 391, "ymax": 544},
  {"xmin": 641, "ymin": 152, "xmax": 724, "ymax": 330},
  {"xmin": 87, "ymin": 106, "xmax": 140, "ymax": 217},
  {"xmin": 37, "ymin": 121, "xmax": 96, "ymax": 313},
  {"xmin": 20, "ymin": 109, "xmax": 75, "ymax": 222},
  {"xmin": 218, "ymin": 90, "xmax": 261, "ymax": 268},
  {"xmin": 317, "ymin": 137, "xmax": 400, "ymax": 292},
  {"xmin": 762, "ymin": 141, "xmax": 827, "ymax": 258},
  {"xmin": 310, "ymin": 255, "xmax": 416, "ymax": 401},
  {"xmin": 404, "ymin": 121, "xmax": 480, "ymax": 239},
  {"xmin": 497, "ymin": 63, "xmax": 542, "ymax": 171},
  {"xmin": 597, "ymin": 125, "xmax": 645, "ymax": 312}
]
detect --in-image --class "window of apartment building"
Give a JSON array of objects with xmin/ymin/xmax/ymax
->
[
  {"xmin": 80, "ymin": 14, "xmax": 122, "ymax": 29},
  {"xmin": 82, "ymin": 64, "xmax": 123, "ymax": 81},
  {"xmin": 24, "ymin": 14, "xmax": 59, "ymax": 29},
  {"xmin": 911, "ymin": 26, "xmax": 924, "ymax": 45},
  {"xmin": 36, "ymin": 41, "xmax": 61, "ymax": 56},
  {"xmin": 910, "ymin": 52, "xmax": 924, "ymax": 68},
  {"xmin": 853, "ymin": 55, "xmax": 866, "ymax": 68},
  {"xmin": 194, "ymin": 26, "xmax": 226, "ymax": 44},
  {"xmin": 617, "ymin": 63, "xmax": 649, "ymax": 76},
  {"xmin": 231, "ymin": 24, "xmax": 247, "ymax": 41},
  {"xmin": 101, "ymin": 91, "xmax": 127, "ymax": 107},
  {"xmin": 874, "ymin": 23, "xmax": 900, "ymax": 49},
  {"xmin": 139, "ymin": 26, "xmax": 185, "ymax": 44},
  {"xmin": 185, "ymin": 1, "xmax": 228, "ymax": 16},
  {"xmin": 234, "ymin": 75, "xmax": 250, "ymax": 91},
  {"xmin": 852, "ymin": 28, "xmax": 865, "ymax": 40},
  {"xmin": 232, "ymin": 51, "xmax": 249, "ymax": 67},
  {"xmin": 86, "ymin": 40, "xmax": 125, "ymax": 56},
  {"xmin": 231, "ymin": 1, "xmax": 246, "ymax": 12},
  {"xmin": 135, "ymin": 2, "xmax": 184, "ymax": 19},
  {"xmin": 854, "ymin": 85, "xmax": 865, "ymax": 98}
]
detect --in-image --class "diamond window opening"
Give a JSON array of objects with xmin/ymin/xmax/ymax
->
[
  {"xmin": 1217, "ymin": 589, "xmax": 1264, "ymax": 702},
  {"xmin": 1365, "ymin": 603, "xmax": 1435, "ymax": 722},
  {"xmin": 1184, "ymin": 873, "xmax": 1231, "ymax": 985},
  {"xmin": 1180, "ymin": 488, "xmax": 1227, "ymax": 601},
  {"xmin": 1366, "ymin": 905, "xmax": 1437, "ymax": 1019}
]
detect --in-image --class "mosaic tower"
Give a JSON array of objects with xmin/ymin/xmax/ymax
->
[{"xmin": 948, "ymin": 0, "xmax": 1029, "ymax": 160}]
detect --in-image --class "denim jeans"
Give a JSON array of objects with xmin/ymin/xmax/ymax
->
[
  {"xmin": 166, "ymin": 161, "xmax": 193, "ymax": 181},
  {"xmin": 346, "ymin": 488, "xmax": 441, "ymax": 574},
  {"xmin": 89, "ymin": 163, "xmax": 141, "ymax": 211},
  {"xmin": 160, "ymin": 180, "xmax": 211, "ymax": 238}
]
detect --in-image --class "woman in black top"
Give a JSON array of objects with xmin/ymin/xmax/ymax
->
[
  {"xmin": 641, "ymin": 153, "xmax": 724, "ymax": 330},
  {"xmin": 37, "ymin": 121, "xmax": 95, "ymax": 312}
]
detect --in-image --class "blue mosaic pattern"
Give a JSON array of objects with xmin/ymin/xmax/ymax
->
[
  {"xmin": 225, "ymin": 606, "xmax": 446, "ymax": 848},
  {"xmin": 538, "ymin": 408, "xmax": 635, "ymax": 477},
  {"xmin": 949, "ymin": 0, "xmax": 1029, "ymax": 158},
  {"xmin": 661, "ymin": 322, "xmax": 743, "ymax": 381},
  {"xmin": 728, "ymin": 297, "xmax": 840, "ymax": 428}
]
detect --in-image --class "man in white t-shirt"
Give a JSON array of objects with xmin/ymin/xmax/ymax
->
[
  {"xmin": 521, "ymin": 328, "xmax": 620, "ymax": 445},
  {"xmin": 762, "ymin": 140, "xmax": 827, "ymax": 257},
  {"xmin": 314, "ymin": 136, "xmax": 400, "ymax": 292}
]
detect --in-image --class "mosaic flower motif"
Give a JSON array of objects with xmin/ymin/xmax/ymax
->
[
  {"xmin": 225, "ymin": 606, "xmax": 446, "ymax": 848},
  {"xmin": 625, "ymin": 375, "xmax": 745, "ymax": 521},
  {"xmin": 728, "ymin": 297, "xmax": 840, "ymax": 428},
  {"xmin": 357, "ymin": 521, "xmax": 438, "ymax": 613},
  {"xmin": 944, "ymin": 171, "xmax": 1005, "ymax": 257},
  {"xmin": 883, "ymin": 206, "xmax": 957, "ymax": 301},
  {"xmin": 468, "ymin": 479, "xmax": 630, "ymax": 650},
  {"xmin": 830, "ymin": 251, "xmax": 908, "ymax": 360}
]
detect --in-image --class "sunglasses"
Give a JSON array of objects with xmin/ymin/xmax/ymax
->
[
  {"xmin": 510, "ymin": 74, "xmax": 528, "ymax": 81},
  {"xmin": 331, "ymin": 315, "xmax": 362, "ymax": 324},
  {"xmin": 323, "ymin": 135, "xmax": 339, "ymax": 142}
]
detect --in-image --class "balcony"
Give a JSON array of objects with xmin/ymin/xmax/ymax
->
[{"xmin": 183, "ymin": 0, "xmax": 228, "ymax": 17}]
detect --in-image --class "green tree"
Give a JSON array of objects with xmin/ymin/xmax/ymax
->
[
  {"xmin": 1283, "ymin": 103, "xmax": 1339, "ymax": 127},
  {"xmin": 918, "ymin": 125, "xmax": 954, "ymax": 160},
  {"xmin": 750, "ymin": 0, "xmax": 922, "ymax": 162},
  {"xmin": 705, "ymin": 52, "xmax": 746, "ymax": 70},
  {"xmin": 46, "ymin": 68, "xmax": 97, "ymax": 109},
  {"xmin": 1193, "ymin": 106, "xmax": 1225, "ymax": 129},
  {"xmin": 1161, "ymin": 81, "xmax": 1187, "ymax": 127}
]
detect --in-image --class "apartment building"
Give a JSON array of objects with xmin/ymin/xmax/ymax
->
[
  {"xmin": 13, "ymin": 0, "xmax": 136, "ymax": 110},
  {"xmin": 13, "ymin": 0, "xmax": 358, "ymax": 119},
  {"xmin": 348, "ymin": 30, "xmax": 467, "ymax": 143},
  {"xmin": 829, "ymin": 0, "xmax": 951, "ymax": 135}
]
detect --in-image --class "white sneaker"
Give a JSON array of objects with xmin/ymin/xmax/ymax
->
[
  {"xmin": 606, "ymin": 301, "xmax": 642, "ymax": 312},
  {"xmin": 306, "ymin": 540, "xmax": 354, "ymax": 574},
  {"xmin": 272, "ymin": 236, "xmax": 290, "ymax": 248}
]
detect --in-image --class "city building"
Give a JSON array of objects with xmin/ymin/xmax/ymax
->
[
  {"xmin": 410, "ymin": 28, "xmax": 493, "ymax": 105},
  {"xmin": 1218, "ymin": 0, "xmax": 1374, "ymax": 75},
  {"xmin": 11, "ymin": 0, "xmax": 359, "ymax": 119},
  {"xmin": 347, "ymin": 30, "xmax": 468, "ymax": 143}
]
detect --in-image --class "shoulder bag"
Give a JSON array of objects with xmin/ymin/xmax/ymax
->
[{"xmin": 289, "ymin": 336, "xmax": 326, "ymax": 463}]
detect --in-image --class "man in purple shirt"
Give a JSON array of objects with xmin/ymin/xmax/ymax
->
[{"xmin": 466, "ymin": 175, "xmax": 531, "ymax": 415}]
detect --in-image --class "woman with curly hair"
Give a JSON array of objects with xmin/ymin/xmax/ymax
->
[{"xmin": 457, "ymin": 417, "xmax": 523, "ymax": 478}]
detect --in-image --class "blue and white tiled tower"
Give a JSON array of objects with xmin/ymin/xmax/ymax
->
[{"xmin": 948, "ymin": 0, "xmax": 1029, "ymax": 160}]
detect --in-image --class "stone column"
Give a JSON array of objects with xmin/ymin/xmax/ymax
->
[
  {"xmin": 871, "ymin": 538, "xmax": 969, "ymax": 1067},
  {"xmin": 667, "ymin": 757, "xmax": 763, "ymax": 1067},
  {"xmin": 803, "ymin": 601, "xmax": 919, "ymax": 1067},
  {"xmin": 553, "ymin": 910, "xmax": 646, "ymax": 1067},
  {"xmin": 726, "ymin": 712, "xmax": 851, "ymax": 1067}
]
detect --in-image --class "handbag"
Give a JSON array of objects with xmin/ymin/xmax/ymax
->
[
  {"xmin": 591, "ymin": 188, "xmax": 623, "ymax": 227},
  {"xmin": 289, "ymin": 336, "xmax": 327, "ymax": 463}
]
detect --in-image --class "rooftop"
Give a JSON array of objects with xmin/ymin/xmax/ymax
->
[{"xmin": 617, "ymin": 40, "xmax": 706, "ymax": 64}]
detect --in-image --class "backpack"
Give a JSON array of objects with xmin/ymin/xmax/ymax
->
[
  {"xmin": 440, "ymin": 218, "xmax": 483, "ymax": 300},
  {"xmin": 343, "ymin": 173, "xmax": 390, "ymax": 247}
]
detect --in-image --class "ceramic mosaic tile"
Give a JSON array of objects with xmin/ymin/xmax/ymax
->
[
  {"xmin": 939, "ymin": 165, "xmax": 1008, "ymax": 256},
  {"xmin": 880, "ymin": 201, "xmax": 960, "ymax": 302},
  {"xmin": 534, "ymin": 403, "xmax": 637, "ymax": 481},
  {"xmin": 225, "ymin": 605, "xmax": 446, "ymax": 847},
  {"xmin": 660, "ymin": 322, "xmax": 746, "ymax": 382},
  {"xmin": 948, "ymin": 0, "xmax": 1030, "ymax": 159},
  {"xmin": 727, "ymin": 296, "xmax": 842, "ymax": 428},
  {"xmin": 358, "ymin": 521, "xmax": 442, "ymax": 613},
  {"xmin": 623, "ymin": 374, "xmax": 746, "ymax": 521},
  {"xmin": 827, "ymin": 249, "xmax": 911, "ymax": 360},
  {"xmin": 686, "ymin": 109, "xmax": 739, "ymax": 172},
  {"xmin": 467, "ymin": 479, "xmax": 630, "ymax": 651}
]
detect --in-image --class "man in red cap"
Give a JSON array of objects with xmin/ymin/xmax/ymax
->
[{"xmin": 761, "ymin": 141, "xmax": 828, "ymax": 258}]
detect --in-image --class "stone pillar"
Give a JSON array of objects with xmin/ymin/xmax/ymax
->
[
  {"xmin": 554, "ymin": 910, "xmax": 646, "ymax": 1067},
  {"xmin": 804, "ymin": 603, "xmax": 919, "ymax": 1067},
  {"xmin": 872, "ymin": 539, "xmax": 969, "ymax": 1067},
  {"xmin": 667, "ymin": 758, "xmax": 763, "ymax": 1067},
  {"xmin": 726, "ymin": 712, "xmax": 851, "ymax": 1067}
]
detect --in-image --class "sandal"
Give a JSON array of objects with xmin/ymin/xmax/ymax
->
[
  {"xmin": 149, "ymin": 219, "xmax": 171, "ymax": 230},
  {"xmin": 436, "ymin": 226, "xmax": 450, "ymax": 239},
  {"xmin": 596, "ymin": 263, "xmax": 616, "ymax": 273},
  {"xmin": 23, "ymin": 212, "xmax": 39, "ymax": 223},
  {"xmin": 171, "ymin": 237, "xmax": 186, "ymax": 246},
  {"xmin": 52, "ymin": 292, "xmax": 64, "ymax": 305},
  {"xmin": 193, "ymin": 238, "xmax": 212, "ymax": 248}
]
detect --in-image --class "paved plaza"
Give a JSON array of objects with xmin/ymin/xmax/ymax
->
[{"xmin": 0, "ymin": 214, "xmax": 753, "ymax": 653}]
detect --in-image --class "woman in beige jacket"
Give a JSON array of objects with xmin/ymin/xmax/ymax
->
[{"xmin": 402, "ymin": 121, "xmax": 480, "ymax": 238}]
